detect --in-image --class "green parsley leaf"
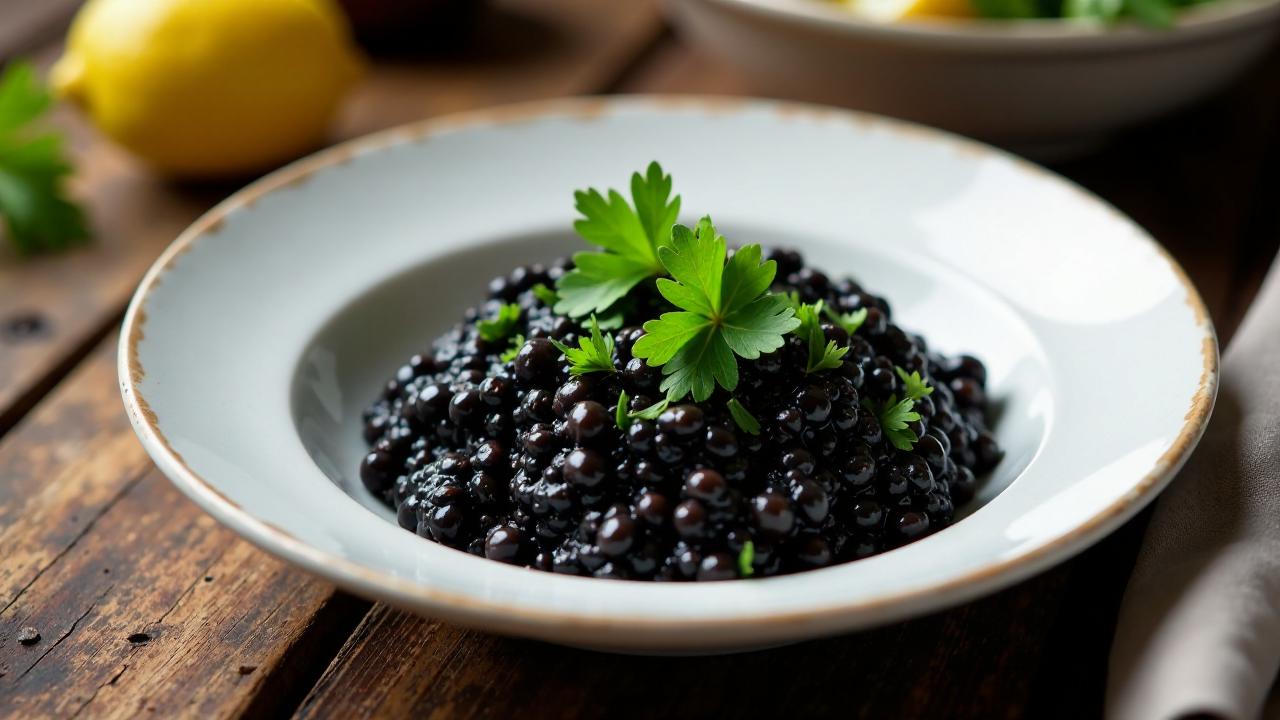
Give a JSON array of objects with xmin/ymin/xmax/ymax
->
[
  {"xmin": 500, "ymin": 333, "xmax": 525, "ymax": 363},
  {"xmin": 627, "ymin": 397, "xmax": 670, "ymax": 421},
  {"xmin": 863, "ymin": 368, "xmax": 932, "ymax": 451},
  {"xmin": 738, "ymin": 540, "xmax": 755, "ymax": 578},
  {"xmin": 477, "ymin": 303, "xmax": 522, "ymax": 343},
  {"xmin": 550, "ymin": 314, "xmax": 616, "ymax": 376},
  {"xmin": 1125, "ymin": 0, "xmax": 1175, "ymax": 26},
  {"xmin": 531, "ymin": 283, "xmax": 559, "ymax": 306},
  {"xmin": 1064, "ymin": 0, "xmax": 1124, "ymax": 20},
  {"xmin": 824, "ymin": 305, "xmax": 868, "ymax": 336},
  {"xmin": 0, "ymin": 61, "xmax": 88, "ymax": 255},
  {"xmin": 871, "ymin": 394, "xmax": 923, "ymax": 451},
  {"xmin": 726, "ymin": 398, "xmax": 760, "ymax": 436},
  {"xmin": 895, "ymin": 366, "xmax": 935, "ymax": 402},
  {"xmin": 795, "ymin": 300, "xmax": 849, "ymax": 374},
  {"xmin": 591, "ymin": 298, "xmax": 630, "ymax": 330},
  {"xmin": 615, "ymin": 388, "xmax": 632, "ymax": 430},
  {"xmin": 554, "ymin": 162, "xmax": 680, "ymax": 317},
  {"xmin": 633, "ymin": 218, "xmax": 799, "ymax": 401}
]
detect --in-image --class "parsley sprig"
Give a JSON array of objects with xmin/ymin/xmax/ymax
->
[
  {"xmin": 824, "ymin": 305, "xmax": 868, "ymax": 336},
  {"xmin": 738, "ymin": 540, "xmax": 755, "ymax": 578},
  {"xmin": 794, "ymin": 300, "xmax": 849, "ymax": 374},
  {"xmin": 726, "ymin": 398, "xmax": 760, "ymax": 435},
  {"xmin": 550, "ymin": 315, "xmax": 616, "ymax": 376},
  {"xmin": 632, "ymin": 218, "xmax": 799, "ymax": 402},
  {"xmin": 477, "ymin": 303, "xmax": 521, "ymax": 343},
  {"xmin": 554, "ymin": 162, "xmax": 681, "ymax": 318},
  {"xmin": 865, "ymin": 366, "xmax": 935, "ymax": 451},
  {"xmin": 500, "ymin": 334, "xmax": 525, "ymax": 363},
  {"xmin": 614, "ymin": 391, "xmax": 673, "ymax": 430},
  {"xmin": 531, "ymin": 283, "xmax": 559, "ymax": 307},
  {"xmin": 0, "ymin": 61, "xmax": 88, "ymax": 255}
]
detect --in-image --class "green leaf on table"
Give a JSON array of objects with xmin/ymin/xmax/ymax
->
[{"xmin": 0, "ymin": 61, "xmax": 88, "ymax": 255}]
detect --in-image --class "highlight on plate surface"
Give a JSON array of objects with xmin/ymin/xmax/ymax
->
[{"xmin": 359, "ymin": 163, "xmax": 1003, "ymax": 582}]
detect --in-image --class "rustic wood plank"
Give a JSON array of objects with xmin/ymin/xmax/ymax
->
[
  {"xmin": 0, "ymin": 0, "xmax": 664, "ymax": 441},
  {"xmin": 0, "ymin": 339, "xmax": 367, "ymax": 717},
  {"xmin": 292, "ymin": 36, "xmax": 1280, "ymax": 719},
  {"xmin": 296, "ymin": 584, "xmax": 1061, "ymax": 720}
]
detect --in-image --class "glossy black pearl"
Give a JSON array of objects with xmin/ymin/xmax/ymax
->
[
  {"xmin": 751, "ymin": 491, "xmax": 795, "ymax": 538},
  {"xmin": 704, "ymin": 426, "xmax": 739, "ymax": 458},
  {"xmin": 658, "ymin": 404, "xmax": 705, "ymax": 437},
  {"xmin": 563, "ymin": 448, "xmax": 606, "ymax": 488},
  {"xmin": 635, "ymin": 491, "xmax": 669, "ymax": 526},
  {"xmin": 567, "ymin": 401, "xmax": 609, "ymax": 443},
  {"xmin": 697, "ymin": 552, "xmax": 738, "ymax": 581},
  {"xmin": 684, "ymin": 469, "xmax": 728, "ymax": 504},
  {"xmin": 794, "ymin": 386, "xmax": 832, "ymax": 424},
  {"xmin": 597, "ymin": 514, "xmax": 637, "ymax": 557},
  {"xmin": 360, "ymin": 450, "xmax": 397, "ymax": 493},
  {"xmin": 514, "ymin": 338, "xmax": 560, "ymax": 386},
  {"xmin": 485, "ymin": 524, "xmax": 525, "ymax": 563},
  {"xmin": 673, "ymin": 499, "xmax": 707, "ymax": 538},
  {"xmin": 414, "ymin": 383, "xmax": 452, "ymax": 422}
]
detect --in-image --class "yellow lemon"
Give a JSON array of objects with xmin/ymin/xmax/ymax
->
[
  {"xmin": 51, "ymin": 0, "xmax": 364, "ymax": 177},
  {"xmin": 839, "ymin": 0, "xmax": 975, "ymax": 21}
]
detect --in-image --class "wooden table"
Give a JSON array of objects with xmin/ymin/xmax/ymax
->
[{"xmin": 1, "ymin": 2, "xmax": 1277, "ymax": 717}]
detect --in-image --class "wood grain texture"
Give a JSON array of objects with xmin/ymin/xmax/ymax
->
[
  {"xmin": 0, "ymin": 0, "xmax": 663, "ymax": 441},
  {"xmin": 0, "ymin": 340, "xmax": 366, "ymax": 718}
]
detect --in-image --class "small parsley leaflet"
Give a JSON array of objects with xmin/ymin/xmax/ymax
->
[
  {"xmin": 726, "ymin": 398, "xmax": 760, "ymax": 435},
  {"xmin": 794, "ymin": 300, "xmax": 848, "ymax": 374},
  {"xmin": 864, "ymin": 366, "xmax": 935, "ymax": 451},
  {"xmin": 615, "ymin": 388, "xmax": 632, "ymax": 430},
  {"xmin": 500, "ymin": 333, "xmax": 525, "ymax": 363},
  {"xmin": 550, "ymin": 315, "xmax": 616, "ymax": 376},
  {"xmin": 824, "ymin": 305, "xmax": 868, "ymax": 336},
  {"xmin": 738, "ymin": 540, "xmax": 755, "ymax": 578},
  {"xmin": 627, "ymin": 397, "xmax": 670, "ymax": 421},
  {"xmin": 477, "ymin": 303, "xmax": 521, "ymax": 343}
]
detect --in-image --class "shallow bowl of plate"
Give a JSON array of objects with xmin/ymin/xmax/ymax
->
[{"xmin": 120, "ymin": 96, "xmax": 1216, "ymax": 654}]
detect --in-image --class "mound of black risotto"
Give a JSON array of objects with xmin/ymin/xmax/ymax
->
[{"xmin": 360, "ymin": 250, "xmax": 1002, "ymax": 582}]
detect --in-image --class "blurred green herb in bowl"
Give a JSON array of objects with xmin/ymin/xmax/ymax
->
[
  {"xmin": 973, "ymin": 0, "xmax": 1208, "ymax": 25},
  {"xmin": 0, "ymin": 61, "xmax": 88, "ymax": 256}
]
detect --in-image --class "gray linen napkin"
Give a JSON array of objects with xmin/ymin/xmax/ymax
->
[{"xmin": 1108, "ymin": 254, "xmax": 1280, "ymax": 720}]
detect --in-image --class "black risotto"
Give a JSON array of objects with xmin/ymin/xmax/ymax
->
[{"xmin": 359, "ymin": 249, "xmax": 1002, "ymax": 581}]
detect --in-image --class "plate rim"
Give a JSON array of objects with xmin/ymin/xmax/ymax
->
[{"xmin": 118, "ymin": 94, "xmax": 1219, "ymax": 638}]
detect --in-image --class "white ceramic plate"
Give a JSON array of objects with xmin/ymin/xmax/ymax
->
[{"xmin": 120, "ymin": 97, "xmax": 1216, "ymax": 653}]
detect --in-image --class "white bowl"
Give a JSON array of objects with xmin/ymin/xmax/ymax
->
[
  {"xmin": 120, "ymin": 96, "xmax": 1216, "ymax": 653},
  {"xmin": 666, "ymin": 0, "xmax": 1280, "ymax": 153}
]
